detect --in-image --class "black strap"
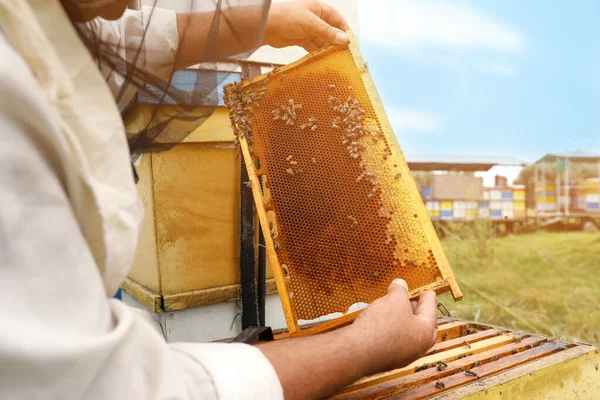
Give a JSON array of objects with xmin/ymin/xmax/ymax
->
[{"xmin": 231, "ymin": 326, "xmax": 274, "ymax": 344}]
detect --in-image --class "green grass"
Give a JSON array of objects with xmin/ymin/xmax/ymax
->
[{"xmin": 439, "ymin": 230, "xmax": 600, "ymax": 346}]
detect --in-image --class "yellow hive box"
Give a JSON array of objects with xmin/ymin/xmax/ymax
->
[
  {"xmin": 224, "ymin": 32, "xmax": 461, "ymax": 334},
  {"xmin": 441, "ymin": 200, "xmax": 454, "ymax": 210},
  {"xmin": 513, "ymin": 190, "xmax": 526, "ymax": 200},
  {"xmin": 121, "ymin": 107, "xmax": 280, "ymax": 312}
]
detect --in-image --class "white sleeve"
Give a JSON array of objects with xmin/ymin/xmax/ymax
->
[
  {"xmin": 0, "ymin": 109, "xmax": 282, "ymax": 399},
  {"xmin": 88, "ymin": 6, "xmax": 179, "ymax": 108}
]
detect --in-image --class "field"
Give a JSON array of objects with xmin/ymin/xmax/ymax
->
[{"xmin": 439, "ymin": 229, "xmax": 600, "ymax": 346}]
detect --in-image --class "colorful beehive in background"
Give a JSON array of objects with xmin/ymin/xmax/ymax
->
[
  {"xmin": 577, "ymin": 178, "xmax": 600, "ymax": 212},
  {"xmin": 421, "ymin": 184, "xmax": 526, "ymax": 222},
  {"xmin": 536, "ymin": 183, "xmax": 557, "ymax": 212}
]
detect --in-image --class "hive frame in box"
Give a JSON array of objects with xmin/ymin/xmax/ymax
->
[{"xmin": 233, "ymin": 32, "xmax": 462, "ymax": 335}]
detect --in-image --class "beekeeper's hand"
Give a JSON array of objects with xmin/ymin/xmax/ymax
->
[
  {"xmin": 263, "ymin": 0, "xmax": 351, "ymax": 51},
  {"xmin": 351, "ymin": 279, "xmax": 438, "ymax": 373}
]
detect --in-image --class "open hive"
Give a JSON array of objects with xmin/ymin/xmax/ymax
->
[
  {"xmin": 324, "ymin": 317, "xmax": 599, "ymax": 399},
  {"xmin": 224, "ymin": 32, "xmax": 462, "ymax": 334}
]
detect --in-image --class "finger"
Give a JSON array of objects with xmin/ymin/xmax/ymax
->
[
  {"xmin": 303, "ymin": 41, "xmax": 320, "ymax": 52},
  {"xmin": 414, "ymin": 290, "xmax": 437, "ymax": 324},
  {"xmin": 410, "ymin": 300, "xmax": 418, "ymax": 314},
  {"xmin": 312, "ymin": 37, "xmax": 330, "ymax": 49},
  {"xmin": 304, "ymin": 12, "xmax": 348, "ymax": 45},
  {"xmin": 318, "ymin": 2, "xmax": 351, "ymax": 31}
]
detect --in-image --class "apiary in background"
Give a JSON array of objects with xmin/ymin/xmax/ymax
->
[
  {"xmin": 420, "ymin": 183, "xmax": 526, "ymax": 222},
  {"xmin": 225, "ymin": 33, "xmax": 462, "ymax": 333}
]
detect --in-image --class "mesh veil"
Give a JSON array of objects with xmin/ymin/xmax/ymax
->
[{"xmin": 67, "ymin": 0, "xmax": 271, "ymax": 160}]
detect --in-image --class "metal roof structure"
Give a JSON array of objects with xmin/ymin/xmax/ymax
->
[
  {"xmin": 534, "ymin": 151, "xmax": 600, "ymax": 164},
  {"xmin": 405, "ymin": 154, "xmax": 527, "ymax": 172}
]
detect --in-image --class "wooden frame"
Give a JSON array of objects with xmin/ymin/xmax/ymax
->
[{"xmin": 235, "ymin": 32, "xmax": 462, "ymax": 335}]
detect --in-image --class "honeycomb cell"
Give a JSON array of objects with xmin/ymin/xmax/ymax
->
[{"xmin": 224, "ymin": 44, "xmax": 458, "ymax": 323}]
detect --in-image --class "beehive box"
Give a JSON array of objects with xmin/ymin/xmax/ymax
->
[
  {"xmin": 313, "ymin": 317, "xmax": 599, "ymax": 399},
  {"xmin": 224, "ymin": 32, "xmax": 461, "ymax": 334}
]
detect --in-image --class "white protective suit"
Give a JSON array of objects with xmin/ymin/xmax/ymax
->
[{"xmin": 0, "ymin": 0, "xmax": 283, "ymax": 398}]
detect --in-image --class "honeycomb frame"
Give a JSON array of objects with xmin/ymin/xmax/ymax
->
[{"xmin": 225, "ymin": 32, "xmax": 462, "ymax": 334}]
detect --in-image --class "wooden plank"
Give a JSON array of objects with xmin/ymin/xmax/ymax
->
[
  {"xmin": 162, "ymin": 278, "xmax": 279, "ymax": 311},
  {"xmin": 290, "ymin": 282, "xmax": 456, "ymax": 338},
  {"xmin": 121, "ymin": 278, "xmax": 162, "ymax": 312},
  {"xmin": 391, "ymin": 341, "xmax": 570, "ymax": 399},
  {"xmin": 435, "ymin": 321, "xmax": 469, "ymax": 343},
  {"xmin": 152, "ymin": 144, "xmax": 241, "ymax": 295},
  {"xmin": 441, "ymin": 345, "xmax": 600, "ymax": 399},
  {"xmin": 291, "ymin": 311, "xmax": 361, "ymax": 337},
  {"xmin": 331, "ymin": 336, "xmax": 547, "ymax": 399},
  {"xmin": 343, "ymin": 335, "xmax": 516, "ymax": 392},
  {"xmin": 127, "ymin": 153, "xmax": 161, "ymax": 294},
  {"xmin": 426, "ymin": 329, "xmax": 506, "ymax": 356},
  {"xmin": 124, "ymin": 105, "xmax": 236, "ymax": 144}
]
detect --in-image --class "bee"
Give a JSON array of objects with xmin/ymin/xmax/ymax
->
[
  {"xmin": 274, "ymin": 240, "xmax": 280, "ymax": 251},
  {"xmin": 395, "ymin": 173, "xmax": 402, "ymax": 180},
  {"xmin": 463, "ymin": 341, "xmax": 472, "ymax": 349},
  {"xmin": 328, "ymin": 84, "xmax": 335, "ymax": 89},
  {"xmin": 359, "ymin": 163, "xmax": 364, "ymax": 169},
  {"xmin": 311, "ymin": 125, "xmax": 318, "ymax": 132},
  {"xmin": 356, "ymin": 174, "xmax": 364, "ymax": 183},
  {"xmin": 511, "ymin": 349, "xmax": 519, "ymax": 355},
  {"xmin": 409, "ymin": 259, "xmax": 417, "ymax": 267},
  {"xmin": 300, "ymin": 124, "xmax": 307, "ymax": 130},
  {"xmin": 492, "ymin": 355, "xmax": 499, "ymax": 361},
  {"xmin": 331, "ymin": 122, "xmax": 339, "ymax": 129},
  {"xmin": 473, "ymin": 361, "xmax": 482, "ymax": 367},
  {"xmin": 352, "ymin": 153, "xmax": 359, "ymax": 159},
  {"xmin": 290, "ymin": 161, "xmax": 298, "ymax": 165},
  {"xmin": 295, "ymin": 169, "xmax": 304, "ymax": 174},
  {"xmin": 372, "ymin": 271, "xmax": 380, "ymax": 277},
  {"xmin": 269, "ymin": 222, "xmax": 274, "ymax": 230},
  {"xmin": 525, "ymin": 344, "xmax": 533, "ymax": 349},
  {"xmin": 513, "ymin": 336, "xmax": 523, "ymax": 343},
  {"xmin": 347, "ymin": 216, "xmax": 358, "ymax": 228},
  {"xmin": 415, "ymin": 363, "xmax": 429, "ymax": 372},
  {"xmin": 280, "ymin": 73, "xmax": 287, "ymax": 81},
  {"xmin": 371, "ymin": 187, "xmax": 377, "ymax": 193},
  {"xmin": 270, "ymin": 231, "xmax": 276, "ymax": 238},
  {"xmin": 311, "ymin": 157, "xmax": 317, "ymax": 164},
  {"xmin": 435, "ymin": 381, "xmax": 445, "ymax": 389},
  {"xmin": 342, "ymin": 139, "xmax": 348, "ymax": 145},
  {"xmin": 286, "ymin": 155, "xmax": 293, "ymax": 161},
  {"xmin": 383, "ymin": 151, "xmax": 389, "ymax": 160},
  {"xmin": 243, "ymin": 180, "xmax": 253, "ymax": 188},
  {"xmin": 286, "ymin": 168, "xmax": 294, "ymax": 175},
  {"xmin": 464, "ymin": 370, "xmax": 478, "ymax": 378},
  {"xmin": 367, "ymin": 193, "xmax": 374, "ymax": 199},
  {"xmin": 457, "ymin": 354, "xmax": 467, "ymax": 359},
  {"xmin": 436, "ymin": 361, "xmax": 448, "ymax": 371}
]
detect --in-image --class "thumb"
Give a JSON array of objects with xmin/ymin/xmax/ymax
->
[
  {"xmin": 387, "ymin": 278, "xmax": 409, "ymax": 294},
  {"xmin": 304, "ymin": 12, "xmax": 348, "ymax": 44}
]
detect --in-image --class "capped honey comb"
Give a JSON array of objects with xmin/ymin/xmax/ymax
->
[{"xmin": 224, "ymin": 32, "xmax": 461, "ymax": 334}]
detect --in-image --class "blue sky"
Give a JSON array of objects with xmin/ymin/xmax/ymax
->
[{"xmin": 358, "ymin": 0, "xmax": 600, "ymax": 163}]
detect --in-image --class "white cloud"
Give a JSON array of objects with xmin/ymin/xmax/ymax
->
[
  {"xmin": 386, "ymin": 107, "xmax": 442, "ymax": 133},
  {"xmin": 360, "ymin": 0, "xmax": 524, "ymax": 53}
]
